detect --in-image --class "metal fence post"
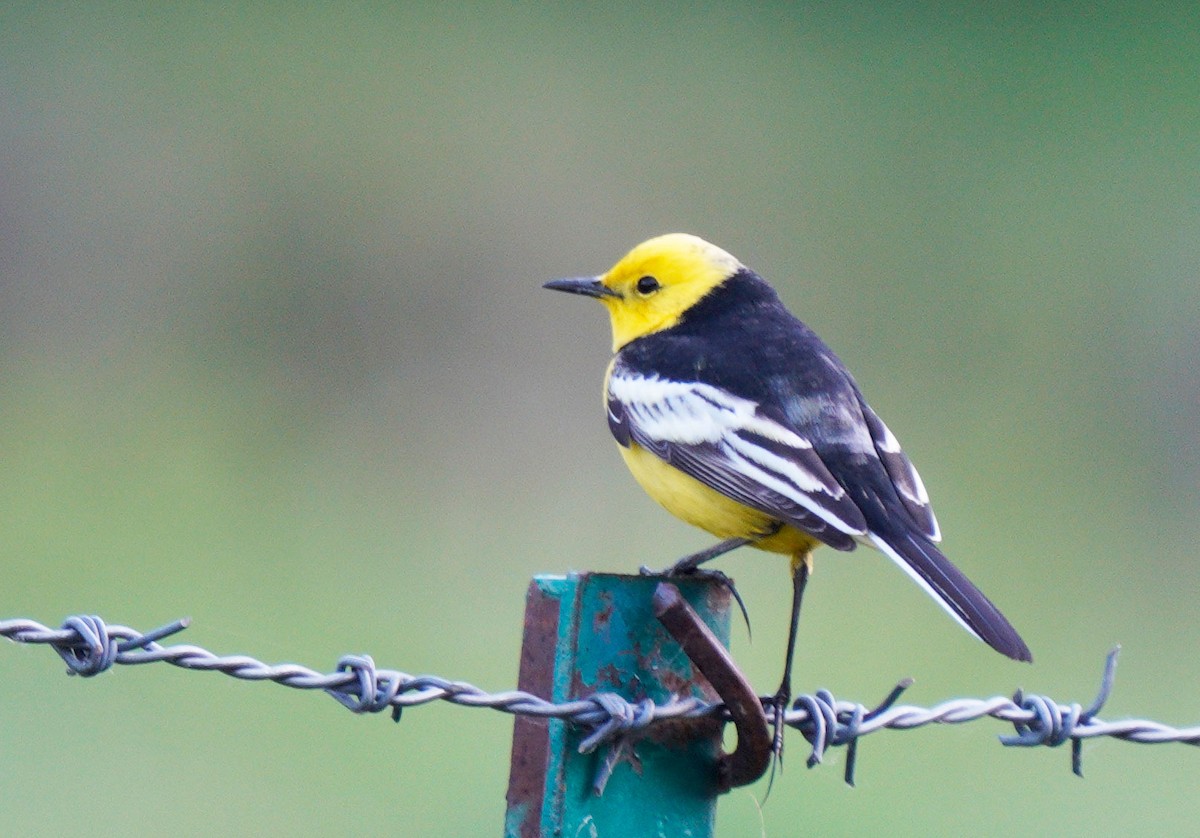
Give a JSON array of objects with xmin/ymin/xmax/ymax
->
[{"xmin": 504, "ymin": 572, "xmax": 732, "ymax": 837}]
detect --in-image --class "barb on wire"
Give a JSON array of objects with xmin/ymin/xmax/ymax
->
[{"xmin": 3, "ymin": 616, "xmax": 1199, "ymax": 785}]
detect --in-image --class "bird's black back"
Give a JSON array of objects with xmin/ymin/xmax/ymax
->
[{"xmin": 618, "ymin": 269, "xmax": 924, "ymax": 537}]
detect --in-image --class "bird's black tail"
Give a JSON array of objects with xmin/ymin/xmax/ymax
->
[{"xmin": 868, "ymin": 530, "xmax": 1032, "ymax": 663}]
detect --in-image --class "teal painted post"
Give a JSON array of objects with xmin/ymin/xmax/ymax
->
[{"xmin": 504, "ymin": 572, "xmax": 731, "ymax": 837}]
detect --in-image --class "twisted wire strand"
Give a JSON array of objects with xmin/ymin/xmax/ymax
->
[{"xmin": 3, "ymin": 616, "xmax": 1197, "ymax": 782}]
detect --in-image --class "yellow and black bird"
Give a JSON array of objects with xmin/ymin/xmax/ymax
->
[{"xmin": 545, "ymin": 234, "xmax": 1031, "ymax": 730}]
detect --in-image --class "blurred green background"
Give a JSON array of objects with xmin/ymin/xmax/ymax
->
[{"xmin": 2, "ymin": 4, "xmax": 1198, "ymax": 835}]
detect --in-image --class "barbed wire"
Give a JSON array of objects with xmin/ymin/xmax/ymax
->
[{"xmin": 3, "ymin": 614, "xmax": 1198, "ymax": 785}]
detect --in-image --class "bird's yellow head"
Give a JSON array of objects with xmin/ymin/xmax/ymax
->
[{"xmin": 545, "ymin": 233, "xmax": 743, "ymax": 351}]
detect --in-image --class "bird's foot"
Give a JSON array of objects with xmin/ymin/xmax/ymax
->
[
  {"xmin": 758, "ymin": 681, "xmax": 791, "ymax": 798},
  {"xmin": 639, "ymin": 563, "xmax": 752, "ymax": 639},
  {"xmin": 770, "ymin": 682, "xmax": 790, "ymax": 763}
]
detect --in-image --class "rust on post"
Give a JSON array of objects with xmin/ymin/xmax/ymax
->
[{"xmin": 505, "ymin": 579, "xmax": 563, "ymax": 838}]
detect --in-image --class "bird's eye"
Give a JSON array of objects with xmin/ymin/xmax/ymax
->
[{"xmin": 635, "ymin": 275, "xmax": 661, "ymax": 295}]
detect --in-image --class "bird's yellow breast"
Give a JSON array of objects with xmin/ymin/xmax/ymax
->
[{"xmin": 617, "ymin": 441, "xmax": 820, "ymax": 557}]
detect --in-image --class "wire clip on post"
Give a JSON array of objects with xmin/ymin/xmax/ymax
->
[{"xmin": 653, "ymin": 581, "xmax": 771, "ymax": 790}]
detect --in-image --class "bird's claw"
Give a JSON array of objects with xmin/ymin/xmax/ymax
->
[
  {"xmin": 639, "ymin": 565, "xmax": 753, "ymax": 639},
  {"xmin": 760, "ymin": 684, "xmax": 790, "ymax": 798},
  {"xmin": 771, "ymin": 685, "xmax": 789, "ymax": 763}
]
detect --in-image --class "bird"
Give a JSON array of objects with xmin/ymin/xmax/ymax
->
[{"xmin": 543, "ymin": 233, "xmax": 1032, "ymax": 748}]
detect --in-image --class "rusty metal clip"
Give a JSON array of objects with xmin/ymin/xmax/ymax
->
[{"xmin": 653, "ymin": 582, "xmax": 771, "ymax": 791}]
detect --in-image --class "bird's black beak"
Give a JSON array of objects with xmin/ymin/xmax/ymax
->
[{"xmin": 543, "ymin": 276, "xmax": 621, "ymax": 299}]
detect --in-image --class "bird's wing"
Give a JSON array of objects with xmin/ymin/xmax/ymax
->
[
  {"xmin": 606, "ymin": 372, "xmax": 868, "ymax": 549},
  {"xmin": 854, "ymin": 393, "xmax": 941, "ymax": 542},
  {"xmin": 607, "ymin": 368, "xmax": 1031, "ymax": 661}
]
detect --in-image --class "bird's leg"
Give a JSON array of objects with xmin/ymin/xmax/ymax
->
[
  {"xmin": 641, "ymin": 521, "xmax": 783, "ymax": 577},
  {"xmin": 659, "ymin": 536, "xmax": 753, "ymax": 575},
  {"xmin": 772, "ymin": 553, "xmax": 812, "ymax": 762}
]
